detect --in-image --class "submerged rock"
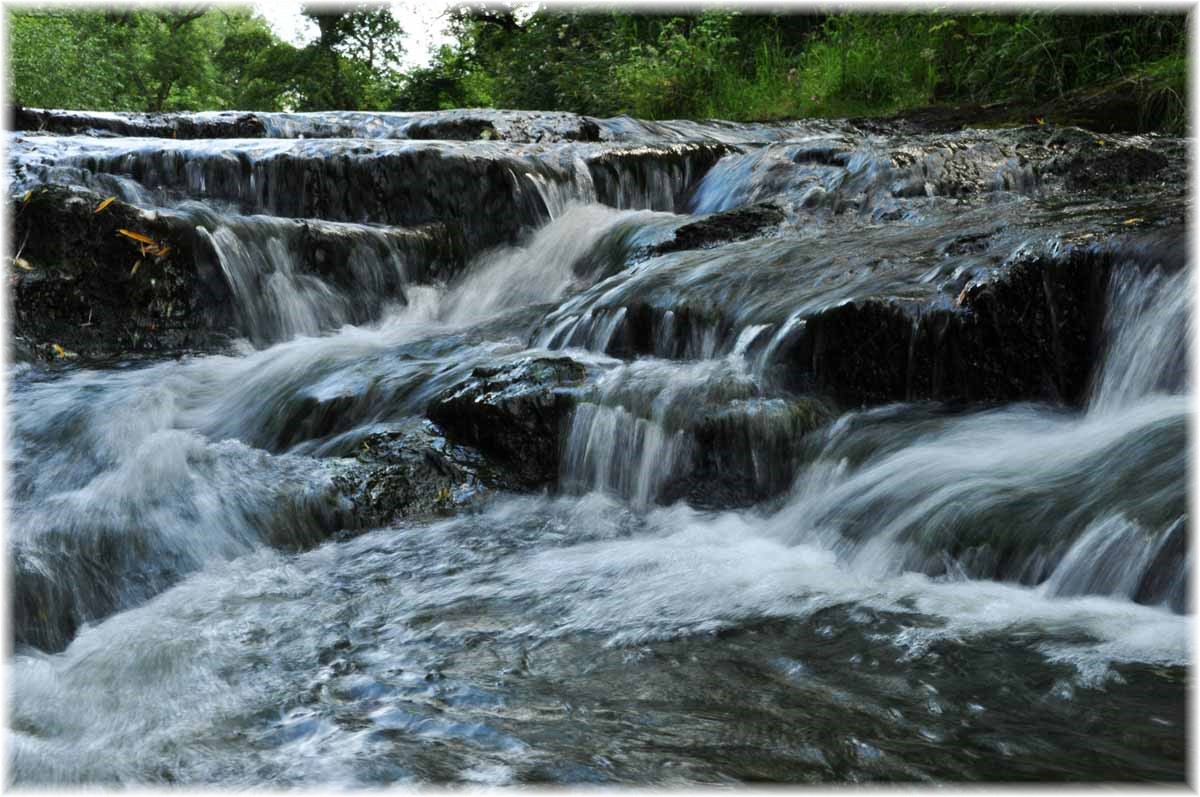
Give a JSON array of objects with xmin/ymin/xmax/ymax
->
[
  {"xmin": 663, "ymin": 397, "xmax": 835, "ymax": 508},
  {"xmin": 426, "ymin": 357, "xmax": 592, "ymax": 488},
  {"xmin": 676, "ymin": 396, "xmax": 835, "ymax": 506}
]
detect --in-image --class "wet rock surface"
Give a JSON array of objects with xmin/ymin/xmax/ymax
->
[
  {"xmin": 663, "ymin": 396, "xmax": 835, "ymax": 508},
  {"xmin": 427, "ymin": 357, "xmax": 593, "ymax": 488},
  {"xmin": 650, "ymin": 202, "xmax": 785, "ymax": 256},
  {"xmin": 9, "ymin": 184, "xmax": 235, "ymax": 360},
  {"xmin": 782, "ymin": 237, "xmax": 1174, "ymax": 407},
  {"xmin": 5, "ymin": 109, "xmax": 1189, "ymax": 785},
  {"xmin": 8, "ymin": 185, "xmax": 466, "ymax": 358},
  {"xmin": 11, "ymin": 105, "xmax": 268, "ymax": 139},
  {"xmin": 331, "ymin": 420, "xmax": 517, "ymax": 530}
]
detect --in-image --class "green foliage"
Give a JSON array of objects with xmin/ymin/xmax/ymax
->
[
  {"xmin": 7, "ymin": 5, "xmax": 1188, "ymax": 131},
  {"xmin": 613, "ymin": 13, "xmax": 740, "ymax": 118},
  {"xmin": 296, "ymin": 4, "xmax": 405, "ymax": 110},
  {"xmin": 8, "ymin": 5, "xmax": 406, "ymax": 113},
  {"xmin": 9, "ymin": 11, "xmax": 119, "ymax": 110},
  {"xmin": 399, "ymin": 9, "xmax": 1187, "ymax": 130},
  {"xmin": 795, "ymin": 11, "xmax": 1189, "ymax": 122}
]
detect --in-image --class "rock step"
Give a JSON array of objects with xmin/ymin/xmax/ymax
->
[
  {"xmin": 12, "ymin": 135, "xmax": 733, "ymax": 251},
  {"xmin": 8, "ymin": 185, "xmax": 463, "ymax": 359}
]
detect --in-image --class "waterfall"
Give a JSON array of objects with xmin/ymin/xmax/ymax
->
[{"xmin": 6, "ymin": 108, "xmax": 1188, "ymax": 787}]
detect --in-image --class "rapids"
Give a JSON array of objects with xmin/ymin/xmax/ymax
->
[{"xmin": 5, "ymin": 108, "xmax": 1190, "ymax": 785}]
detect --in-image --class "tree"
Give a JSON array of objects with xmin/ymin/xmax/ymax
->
[{"xmin": 297, "ymin": 3, "xmax": 405, "ymax": 109}]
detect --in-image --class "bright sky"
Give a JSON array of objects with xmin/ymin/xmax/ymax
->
[{"xmin": 252, "ymin": 1, "xmax": 457, "ymax": 68}]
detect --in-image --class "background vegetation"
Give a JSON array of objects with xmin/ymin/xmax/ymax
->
[{"xmin": 7, "ymin": 5, "xmax": 1188, "ymax": 131}]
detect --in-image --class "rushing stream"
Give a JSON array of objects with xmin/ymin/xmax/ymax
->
[{"xmin": 5, "ymin": 108, "xmax": 1190, "ymax": 785}]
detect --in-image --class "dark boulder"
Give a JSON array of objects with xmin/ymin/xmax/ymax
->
[
  {"xmin": 782, "ymin": 233, "xmax": 1184, "ymax": 407},
  {"xmin": 8, "ymin": 185, "xmax": 237, "ymax": 361},
  {"xmin": 650, "ymin": 202, "xmax": 785, "ymax": 256},
  {"xmin": 426, "ymin": 357, "xmax": 592, "ymax": 488},
  {"xmin": 330, "ymin": 420, "xmax": 517, "ymax": 529},
  {"xmin": 661, "ymin": 396, "xmax": 834, "ymax": 508},
  {"xmin": 1051, "ymin": 144, "xmax": 1170, "ymax": 193}
]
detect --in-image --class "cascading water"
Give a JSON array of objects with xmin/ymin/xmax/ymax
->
[{"xmin": 6, "ymin": 108, "xmax": 1189, "ymax": 786}]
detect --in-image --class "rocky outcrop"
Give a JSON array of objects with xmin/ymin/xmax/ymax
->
[
  {"xmin": 11, "ymin": 105, "xmax": 267, "ymax": 138},
  {"xmin": 781, "ymin": 232, "xmax": 1185, "ymax": 407},
  {"xmin": 426, "ymin": 357, "xmax": 593, "ymax": 488},
  {"xmin": 8, "ymin": 186, "xmax": 466, "ymax": 359},
  {"xmin": 587, "ymin": 142, "xmax": 734, "ymax": 212},
  {"xmin": 9, "ymin": 185, "xmax": 236, "ymax": 361},
  {"xmin": 330, "ymin": 420, "xmax": 517, "ymax": 530},
  {"xmin": 650, "ymin": 202, "xmax": 785, "ymax": 256},
  {"xmin": 661, "ymin": 396, "xmax": 834, "ymax": 508}
]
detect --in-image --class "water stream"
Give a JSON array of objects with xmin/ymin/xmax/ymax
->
[{"xmin": 5, "ymin": 109, "xmax": 1189, "ymax": 785}]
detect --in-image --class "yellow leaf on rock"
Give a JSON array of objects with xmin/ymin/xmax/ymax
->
[
  {"xmin": 1122, "ymin": 217, "xmax": 1144, "ymax": 225},
  {"xmin": 12, "ymin": 257, "xmax": 32, "ymax": 271},
  {"xmin": 117, "ymin": 228, "xmax": 156, "ymax": 245},
  {"xmin": 94, "ymin": 196, "xmax": 116, "ymax": 214},
  {"xmin": 131, "ymin": 259, "xmax": 144, "ymax": 275},
  {"xmin": 21, "ymin": 190, "xmax": 31, "ymax": 203}
]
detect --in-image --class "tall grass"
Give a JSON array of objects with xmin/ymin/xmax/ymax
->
[{"xmin": 607, "ymin": 11, "xmax": 1187, "ymax": 129}]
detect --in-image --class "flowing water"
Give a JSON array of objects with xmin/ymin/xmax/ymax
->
[{"xmin": 5, "ymin": 109, "xmax": 1190, "ymax": 785}]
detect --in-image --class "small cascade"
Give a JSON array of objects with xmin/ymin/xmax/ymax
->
[
  {"xmin": 194, "ymin": 215, "xmax": 416, "ymax": 345},
  {"xmin": 688, "ymin": 141, "xmax": 852, "ymax": 214},
  {"xmin": 762, "ymin": 263, "xmax": 1188, "ymax": 611},
  {"xmin": 1088, "ymin": 264, "xmax": 1190, "ymax": 412},
  {"xmin": 439, "ymin": 203, "xmax": 676, "ymax": 326},
  {"xmin": 5, "ymin": 107, "xmax": 1189, "ymax": 786},
  {"xmin": 560, "ymin": 357, "xmax": 825, "ymax": 508},
  {"xmin": 1043, "ymin": 514, "xmax": 1188, "ymax": 610}
]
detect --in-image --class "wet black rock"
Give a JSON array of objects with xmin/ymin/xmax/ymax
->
[
  {"xmin": 299, "ymin": 220, "xmax": 465, "ymax": 288},
  {"xmin": 587, "ymin": 142, "xmax": 734, "ymax": 212},
  {"xmin": 12, "ymin": 106, "xmax": 267, "ymax": 138},
  {"xmin": 8, "ymin": 185, "xmax": 466, "ymax": 358},
  {"xmin": 9, "ymin": 184, "xmax": 237, "ymax": 361},
  {"xmin": 662, "ymin": 397, "xmax": 835, "ymax": 508},
  {"xmin": 331, "ymin": 420, "xmax": 516, "ymax": 529},
  {"xmin": 427, "ymin": 357, "xmax": 592, "ymax": 488},
  {"xmin": 650, "ymin": 202, "xmax": 785, "ymax": 256},
  {"xmin": 10, "ymin": 551, "xmax": 78, "ymax": 653},
  {"xmin": 783, "ymin": 233, "xmax": 1185, "ymax": 407},
  {"xmin": 1053, "ymin": 144, "xmax": 1170, "ymax": 193}
]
